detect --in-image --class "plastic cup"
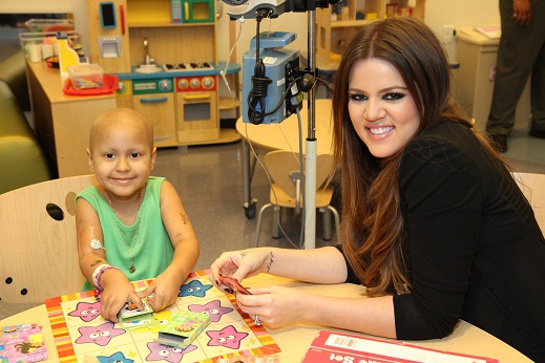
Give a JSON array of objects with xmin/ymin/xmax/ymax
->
[
  {"xmin": 41, "ymin": 43, "xmax": 54, "ymax": 60},
  {"xmin": 28, "ymin": 43, "xmax": 42, "ymax": 62}
]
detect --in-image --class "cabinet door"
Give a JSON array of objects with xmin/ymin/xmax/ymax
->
[
  {"xmin": 133, "ymin": 93, "xmax": 177, "ymax": 147},
  {"xmin": 87, "ymin": 0, "xmax": 131, "ymax": 73},
  {"xmin": 175, "ymin": 91, "xmax": 219, "ymax": 143},
  {"xmin": 116, "ymin": 79, "xmax": 133, "ymax": 108}
]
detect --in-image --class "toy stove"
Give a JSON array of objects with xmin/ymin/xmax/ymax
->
[{"xmin": 163, "ymin": 62, "xmax": 214, "ymax": 72}]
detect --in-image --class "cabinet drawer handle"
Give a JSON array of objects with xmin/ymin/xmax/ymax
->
[
  {"xmin": 183, "ymin": 93, "xmax": 210, "ymax": 101},
  {"xmin": 140, "ymin": 97, "xmax": 168, "ymax": 103}
]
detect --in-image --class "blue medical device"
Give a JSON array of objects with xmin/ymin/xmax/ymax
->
[{"xmin": 242, "ymin": 31, "xmax": 301, "ymax": 124}]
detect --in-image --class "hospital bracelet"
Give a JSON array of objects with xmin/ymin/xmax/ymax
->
[{"xmin": 92, "ymin": 264, "xmax": 120, "ymax": 291}]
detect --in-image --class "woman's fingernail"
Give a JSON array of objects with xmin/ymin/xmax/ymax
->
[{"xmin": 223, "ymin": 287, "xmax": 233, "ymax": 294}]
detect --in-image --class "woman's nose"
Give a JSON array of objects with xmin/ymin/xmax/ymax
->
[{"xmin": 364, "ymin": 99, "xmax": 385, "ymax": 121}]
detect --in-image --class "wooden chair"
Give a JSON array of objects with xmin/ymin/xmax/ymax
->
[
  {"xmin": 254, "ymin": 150, "xmax": 340, "ymax": 247},
  {"xmin": 0, "ymin": 175, "xmax": 97, "ymax": 304},
  {"xmin": 512, "ymin": 172, "xmax": 545, "ymax": 232}
]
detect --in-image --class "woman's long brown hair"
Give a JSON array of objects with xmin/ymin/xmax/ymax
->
[{"xmin": 331, "ymin": 17, "xmax": 490, "ymax": 296}]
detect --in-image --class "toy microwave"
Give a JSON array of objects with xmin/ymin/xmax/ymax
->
[{"xmin": 171, "ymin": 0, "xmax": 214, "ymax": 23}]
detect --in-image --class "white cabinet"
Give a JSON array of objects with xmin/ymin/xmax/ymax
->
[{"xmin": 455, "ymin": 27, "xmax": 530, "ymax": 131}]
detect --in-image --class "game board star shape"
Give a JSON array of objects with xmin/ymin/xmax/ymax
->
[
  {"xmin": 188, "ymin": 299, "xmax": 234, "ymax": 323},
  {"xmin": 178, "ymin": 279, "xmax": 212, "ymax": 298},
  {"xmin": 146, "ymin": 342, "xmax": 197, "ymax": 363},
  {"xmin": 97, "ymin": 351, "xmax": 134, "ymax": 363},
  {"xmin": 75, "ymin": 321, "xmax": 125, "ymax": 346},
  {"xmin": 206, "ymin": 324, "xmax": 249, "ymax": 349},
  {"xmin": 68, "ymin": 301, "xmax": 101, "ymax": 322}
]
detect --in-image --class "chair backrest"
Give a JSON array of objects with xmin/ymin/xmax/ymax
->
[
  {"xmin": 0, "ymin": 174, "xmax": 97, "ymax": 304},
  {"xmin": 512, "ymin": 172, "xmax": 545, "ymax": 232},
  {"xmin": 264, "ymin": 150, "xmax": 334, "ymax": 199}
]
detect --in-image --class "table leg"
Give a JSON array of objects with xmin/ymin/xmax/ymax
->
[{"xmin": 242, "ymin": 139, "xmax": 257, "ymax": 219}]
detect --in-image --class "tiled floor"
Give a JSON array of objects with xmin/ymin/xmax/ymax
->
[
  {"xmin": 2, "ymin": 113, "xmax": 545, "ymax": 320},
  {"xmin": 152, "ymin": 139, "xmax": 341, "ymax": 272}
]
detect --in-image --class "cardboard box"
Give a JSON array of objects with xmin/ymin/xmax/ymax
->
[
  {"xmin": 302, "ymin": 330, "xmax": 499, "ymax": 363},
  {"xmin": 156, "ymin": 311, "xmax": 210, "ymax": 348}
]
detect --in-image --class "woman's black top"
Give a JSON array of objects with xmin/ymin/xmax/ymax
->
[{"xmin": 339, "ymin": 121, "xmax": 545, "ymax": 362}]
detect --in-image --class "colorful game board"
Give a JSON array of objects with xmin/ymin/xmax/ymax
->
[{"xmin": 45, "ymin": 270, "xmax": 280, "ymax": 362}]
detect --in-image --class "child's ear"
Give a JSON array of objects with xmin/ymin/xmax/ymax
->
[
  {"xmin": 87, "ymin": 149, "xmax": 95, "ymax": 172},
  {"xmin": 150, "ymin": 147, "xmax": 157, "ymax": 170}
]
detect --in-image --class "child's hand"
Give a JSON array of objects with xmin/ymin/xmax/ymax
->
[
  {"xmin": 100, "ymin": 270, "xmax": 142, "ymax": 322},
  {"xmin": 138, "ymin": 272, "xmax": 180, "ymax": 312}
]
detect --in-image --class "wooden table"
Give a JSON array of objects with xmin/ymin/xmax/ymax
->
[
  {"xmin": 235, "ymin": 99, "xmax": 334, "ymax": 218},
  {"xmin": 0, "ymin": 274, "xmax": 531, "ymax": 362}
]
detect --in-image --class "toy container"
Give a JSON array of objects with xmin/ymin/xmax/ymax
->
[
  {"xmin": 18, "ymin": 31, "xmax": 80, "ymax": 61},
  {"xmin": 24, "ymin": 19, "xmax": 74, "ymax": 33},
  {"xmin": 67, "ymin": 64, "xmax": 104, "ymax": 90}
]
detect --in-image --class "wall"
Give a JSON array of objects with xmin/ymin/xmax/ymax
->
[
  {"xmin": 216, "ymin": 0, "xmax": 502, "ymax": 64},
  {"xmin": 0, "ymin": 0, "xmax": 501, "ymax": 66},
  {"xmin": 426, "ymin": 0, "xmax": 499, "ymax": 35},
  {"xmin": 425, "ymin": 0, "xmax": 500, "ymax": 59}
]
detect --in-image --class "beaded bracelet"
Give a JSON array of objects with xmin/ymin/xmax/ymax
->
[{"xmin": 91, "ymin": 264, "xmax": 120, "ymax": 291}]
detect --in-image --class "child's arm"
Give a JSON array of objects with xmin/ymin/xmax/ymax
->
[
  {"xmin": 76, "ymin": 198, "xmax": 143, "ymax": 321},
  {"xmin": 140, "ymin": 180, "xmax": 199, "ymax": 311}
]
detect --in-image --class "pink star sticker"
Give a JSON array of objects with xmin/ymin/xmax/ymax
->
[
  {"xmin": 188, "ymin": 299, "xmax": 234, "ymax": 323},
  {"xmin": 68, "ymin": 300, "xmax": 101, "ymax": 322},
  {"xmin": 75, "ymin": 321, "xmax": 125, "ymax": 346},
  {"xmin": 206, "ymin": 325, "xmax": 248, "ymax": 349}
]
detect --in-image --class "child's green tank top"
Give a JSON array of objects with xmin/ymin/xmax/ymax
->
[{"xmin": 77, "ymin": 177, "xmax": 174, "ymax": 291}]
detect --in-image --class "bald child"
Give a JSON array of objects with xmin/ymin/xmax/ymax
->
[{"xmin": 76, "ymin": 108, "xmax": 199, "ymax": 322}]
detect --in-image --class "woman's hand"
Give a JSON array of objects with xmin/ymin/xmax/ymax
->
[
  {"xmin": 235, "ymin": 285, "xmax": 308, "ymax": 328},
  {"xmin": 210, "ymin": 248, "xmax": 273, "ymax": 289},
  {"xmin": 138, "ymin": 271, "xmax": 180, "ymax": 312},
  {"xmin": 99, "ymin": 269, "xmax": 142, "ymax": 322}
]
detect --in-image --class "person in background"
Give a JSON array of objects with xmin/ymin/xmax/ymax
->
[
  {"xmin": 210, "ymin": 17, "xmax": 545, "ymax": 361},
  {"xmin": 77, "ymin": 108, "xmax": 199, "ymax": 322},
  {"xmin": 486, "ymin": 0, "xmax": 545, "ymax": 152}
]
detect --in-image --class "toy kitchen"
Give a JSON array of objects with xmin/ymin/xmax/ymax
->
[{"xmin": 85, "ymin": 0, "xmax": 239, "ymax": 147}]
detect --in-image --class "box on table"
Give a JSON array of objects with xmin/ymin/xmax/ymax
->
[
  {"xmin": 0, "ymin": 323, "xmax": 48, "ymax": 362},
  {"xmin": 302, "ymin": 330, "xmax": 499, "ymax": 363},
  {"xmin": 67, "ymin": 64, "xmax": 104, "ymax": 90},
  {"xmin": 24, "ymin": 19, "xmax": 74, "ymax": 33},
  {"xmin": 156, "ymin": 311, "xmax": 211, "ymax": 348}
]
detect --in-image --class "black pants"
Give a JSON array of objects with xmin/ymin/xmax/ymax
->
[{"xmin": 486, "ymin": 0, "xmax": 545, "ymax": 136}]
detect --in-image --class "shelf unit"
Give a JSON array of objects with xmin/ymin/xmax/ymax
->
[
  {"xmin": 125, "ymin": 0, "xmax": 216, "ymax": 68},
  {"xmin": 316, "ymin": 0, "xmax": 426, "ymax": 64},
  {"xmin": 86, "ymin": 0, "xmax": 241, "ymax": 146}
]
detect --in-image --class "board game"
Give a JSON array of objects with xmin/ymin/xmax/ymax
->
[{"xmin": 45, "ymin": 270, "xmax": 280, "ymax": 363}]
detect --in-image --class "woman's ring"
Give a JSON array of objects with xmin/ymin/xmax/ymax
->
[{"xmin": 253, "ymin": 315, "xmax": 262, "ymax": 326}]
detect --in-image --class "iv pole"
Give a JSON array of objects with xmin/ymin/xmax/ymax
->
[
  {"xmin": 233, "ymin": 1, "xmax": 324, "ymax": 248},
  {"xmin": 304, "ymin": 9, "xmax": 317, "ymax": 249}
]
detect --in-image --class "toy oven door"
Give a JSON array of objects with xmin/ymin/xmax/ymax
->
[{"xmin": 175, "ymin": 77, "xmax": 218, "ymax": 143}]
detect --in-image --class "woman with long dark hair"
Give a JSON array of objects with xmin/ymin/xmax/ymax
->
[{"xmin": 211, "ymin": 17, "xmax": 545, "ymax": 361}]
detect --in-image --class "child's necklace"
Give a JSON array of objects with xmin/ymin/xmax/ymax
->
[{"xmin": 106, "ymin": 188, "xmax": 144, "ymax": 274}]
